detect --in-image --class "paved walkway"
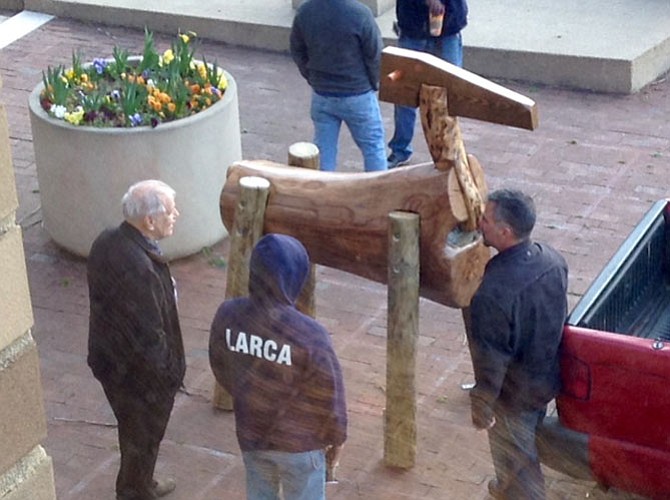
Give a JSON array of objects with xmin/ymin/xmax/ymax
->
[{"xmin": 1, "ymin": 12, "xmax": 668, "ymax": 500}]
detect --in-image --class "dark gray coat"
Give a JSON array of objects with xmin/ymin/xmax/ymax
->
[{"xmin": 87, "ymin": 222, "xmax": 185, "ymax": 398}]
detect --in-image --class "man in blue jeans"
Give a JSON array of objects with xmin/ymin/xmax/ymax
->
[
  {"xmin": 210, "ymin": 234, "xmax": 347, "ymax": 500},
  {"xmin": 388, "ymin": 0, "xmax": 468, "ymax": 168},
  {"xmin": 290, "ymin": 0, "xmax": 387, "ymax": 172}
]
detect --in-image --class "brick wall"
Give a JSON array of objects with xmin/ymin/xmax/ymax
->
[{"xmin": 0, "ymin": 73, "xmax": 56, "ymax": 500}]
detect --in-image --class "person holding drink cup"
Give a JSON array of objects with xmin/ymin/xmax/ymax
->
[{"xmin": 387, "ymin": 0, "xmax": 469, "ymax": 169}]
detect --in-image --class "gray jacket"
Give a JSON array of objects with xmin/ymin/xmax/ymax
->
[{"xmin": 290, "ymin": 0, "xmax": 382, "ymax": 94}]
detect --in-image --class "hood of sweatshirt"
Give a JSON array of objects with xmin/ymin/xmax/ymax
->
[{"xmin": 248, "ymin": 233, "xmax": 309, "ymax": 306}]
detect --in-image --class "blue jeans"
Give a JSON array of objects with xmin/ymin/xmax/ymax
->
[
  {"xmin": 388, "ymin": 33, "xmax": 463, "ymax": 160},
  {"xmin": 242, "ymin": 449, "xmax": 325, "ymax": 500},
  {"xmin": 310, "ymin": 90, "xmax": 386, "ymax": 172},
  {"xmin": 487, "ymin": 407, "xmax": 547, "ymax": 500}
]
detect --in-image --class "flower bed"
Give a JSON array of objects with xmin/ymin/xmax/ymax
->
[{"xmin": 39, "ymin": 29, "xmax": 227, "ymax": 128}]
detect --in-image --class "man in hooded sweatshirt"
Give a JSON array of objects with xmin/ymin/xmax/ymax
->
[{"xmin": 209, "ymin": 234, "xmax": 347, "ymax": 500}]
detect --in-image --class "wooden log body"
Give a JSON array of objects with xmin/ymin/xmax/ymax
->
[{"xmin": 220, "ymin": 160, "xmax": 490, "ymax": 308}]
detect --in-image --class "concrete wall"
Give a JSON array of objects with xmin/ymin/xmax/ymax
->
[
  {"xmin": 292, "ymin": 0, "xmax": 394, "ymax": 17},
  {"xmin": 0, "ymin": 0, "xmax": 24, "ymax": 10},
  {"xmin": 0, "ymin": 74, "xmax": 57, "ymax": 500}
]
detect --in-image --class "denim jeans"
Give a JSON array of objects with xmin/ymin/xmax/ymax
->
[
  {"xmin": 310, "ymin": 90, "xmax": 387, "ymax": 172},
  {"xmin": 487, "ymin": 407, "xmax": 547, "ymax": 500},
  {"xmin": 388, "ymin": 33, "xmax": 463, "ymax": 160},
  {"xmin": 242, "ymin": 449, "xmax": 325, "ymax": 500}
]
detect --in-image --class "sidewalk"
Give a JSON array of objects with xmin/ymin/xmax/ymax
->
[{"xmin": 1, "ymin": 14, "xmax": 668, "ymax": 500}]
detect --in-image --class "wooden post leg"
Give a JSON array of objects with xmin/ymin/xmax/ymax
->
[
  {"xmin": 288, "ymin": 142, "xmax": 319, "ymax": 318},
  {"xmin": 384, "ymin": 211, "xmax": 420, "ymax": 468},
  {"xmin": 212, "ymin": 176, "xmax": 271, "ymax": 410}
]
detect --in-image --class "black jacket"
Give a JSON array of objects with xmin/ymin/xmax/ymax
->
[
  {"xmin": 87, "ymin": 222, "xmax": 185, "ymax": 397},
  {"xmin": 469, "ymin": 241, "xmax": 568, "ymax": 416},
  {"xmin": 396, "ymin": 0, "xmax": 468, "ymax": 38},
  {"xmin": 210, "ymin": 234, "xmax": 348, "ymax": 452}
]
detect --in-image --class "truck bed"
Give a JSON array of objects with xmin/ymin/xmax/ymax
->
[{"xmin": 567, "ymin": 199, "xmax": 670, "ymax": 340}]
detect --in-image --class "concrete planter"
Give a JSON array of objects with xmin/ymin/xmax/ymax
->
[{"xmin": 28, "ymin": 70, "xmax": 242, "ymax": 260}]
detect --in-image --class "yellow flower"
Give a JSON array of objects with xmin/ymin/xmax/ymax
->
[
  {"xmin": 80, "ymin": 73, "xmax": 89, "ymax": 83},
  {"xmin": 64, "ymin": 106, "xmax": 84, "ymax": 125},
  {"xmin": 179, "ymin": 33, "xmax": 190, "ymax": 44},
  {"xmin": 161, "ymin": 49, "xmax": 174, "ymax": 65},
  {"xmin": 167, "ymin": 102, "xmax": 176, "ymax": 113},
  {"xmin": 217, "ymin": 72, "xmax": 228, "ymax": 90},
  {"xmin": 65, "ymin": 69, "xmax": 75, "ymax": 80}
]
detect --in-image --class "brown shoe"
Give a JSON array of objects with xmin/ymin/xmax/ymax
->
[{"xmin": 152, "ymin": 478, "xmax": 176, "ymax": 498}]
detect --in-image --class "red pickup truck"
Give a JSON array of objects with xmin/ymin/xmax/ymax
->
[{"xmin": 538, "ymin": 199, "xmax": 670, "ymax": 499}]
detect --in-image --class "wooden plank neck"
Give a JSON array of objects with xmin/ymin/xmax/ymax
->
[{"xmin": 379, "ymin": 46, "xmax": 538, "ymax": 131}]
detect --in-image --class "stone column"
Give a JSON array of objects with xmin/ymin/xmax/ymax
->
[{"xmin": 0, "ymin": 74, "xmax": 57, "ymax": 499}]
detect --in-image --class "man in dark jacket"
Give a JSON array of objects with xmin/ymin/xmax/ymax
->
[
  {"xmin": 210, "ymin": 234, "xmax": 347, "ymax": 500},
  {"xmin": 468, "ymin": 189, "xmax": 568, "ymax": 500},
  {"xmin": 388, "ymin": 0, "xmax": 468, "ymax": 168},
  {"xmin": 290, "ymin": 0, "xmax": 386, "ymax": 172},
  {"xmin": 88, "ymin": 179, "xmax": 185, "ymax": 500}
]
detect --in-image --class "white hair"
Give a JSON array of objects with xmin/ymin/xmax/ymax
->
[{"xmin": 121, "ymin": 179, "xmax": 176, "ymax": 221}]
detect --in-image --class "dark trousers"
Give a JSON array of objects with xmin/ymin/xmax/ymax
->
[
  {"xmin": 101, "ymin": 382, "xmax": 177, "ymax": 500},
  {"xmin": 488, "ymin": 407, "xmax": 547, "ymax": 500}
]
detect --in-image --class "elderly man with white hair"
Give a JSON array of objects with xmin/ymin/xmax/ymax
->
[{"xmin": 87, "ymin": 179, "xmax": 185, "ymax": 500}]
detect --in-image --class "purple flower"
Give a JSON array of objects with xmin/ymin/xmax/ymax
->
[
  {"xmin": 92, "ymin": 58, "xmax": 108, "ymax": 75},
  {"xmin": 129, "ymin": 113, "xmax": 142, "ymax": 127}
]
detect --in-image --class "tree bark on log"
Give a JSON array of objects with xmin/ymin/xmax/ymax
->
[
  {"xmin": 384, "ymin": 211, "xmax": 419, "ymax": 468},
  {"xmin": 220, "ymin": 161, "xmax": 489, "ymax": 308},
  {"xmin": 419, "ymin": 84, "xmax": 486, "ymax": 232},
  {"xmin": 287, "ymin": 142, "xmax": 319, "ymax": 318}
]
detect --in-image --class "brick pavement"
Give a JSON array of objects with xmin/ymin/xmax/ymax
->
[{"xmin": 2, "ymin": 14, "xmax": 668, "ymax": 500}]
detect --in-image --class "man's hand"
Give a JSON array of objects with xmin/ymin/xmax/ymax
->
[
  {"xmin": 325, "ymin": 444, "xmax": 343, "ymax": 468},
  {"xmin": 325, "ymin": 444, "xmax": 344, "ymax": 483},
  {"xmin": 470, "ymin": 396, "xmax": 496, "ymax": 430}
]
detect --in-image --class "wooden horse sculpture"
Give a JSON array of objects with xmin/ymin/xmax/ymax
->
[{"xmin": 220, "ymin": 47, "xmax": 538, "ymax": 309}]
